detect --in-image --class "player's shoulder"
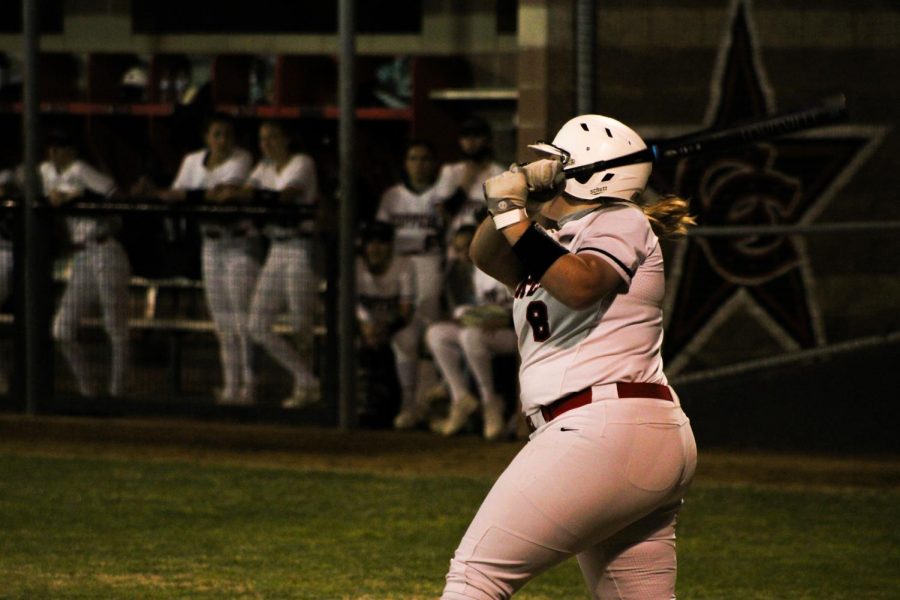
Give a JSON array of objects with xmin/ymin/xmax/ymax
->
[
  {"xmin": 290, "ymin": 153, "xmax": 315, "ymax": 166},
  {"xmin": 591, "ymin": 202, "xmax": 651, "ymax": 232}
]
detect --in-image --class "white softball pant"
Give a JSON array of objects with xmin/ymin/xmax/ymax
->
[
  {"xmin": 0, "ymin": 243, "xmax": 12, "ymax": 306},
  {"xmin": 202, "ymin": 236, "xmax": 261, "ymax": 396},
  {"xmin": 53, "ymin": 239, "xmax": 131, "ymax": 397},
  {"xmin": 426, "ymin": 322, "xmax": 517, "ymax": 405},
  {"xmin": 247, "ymin": 238, "xmax": 316, "ymax": 387},
  {"xmin": 410, "ymin": 253, "xmax": 444, "ymax": 324},
  {"xmin": 442, "ymin": 397, "xmax": 697, "ymax": 600},
  {"xmin": 392, "ymin": 319, "xmax": 422, "ymax": 414}
]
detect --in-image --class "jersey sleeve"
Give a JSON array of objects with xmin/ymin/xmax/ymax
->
[
  {"xmin": 575, "ymin": 205, "xmax": 655, "ymax": 287},
  {"xmin": 432, "ymin": 163, "xmax": 461, "ymax": 200},
  {"xmin": 375, "ymin": 189, "xmax": 393, "ymax": 222},
  {"xmin": 170, "ymin": 154, "xmax": 195, "ymax": 190},
  {"xmin": 76, "ymin": 162, "xmax": 117, "ymax": 197},
  {"xmin": 247, "ymin": 162, "xmax": 266, "ymax": 188},
  {"xmin": 217, "ymin": 149, "xmax": 252, "ymax": 186},
  {"xmin": 284, "ymin": 154, "xmax": 318, "ymax": 205}
]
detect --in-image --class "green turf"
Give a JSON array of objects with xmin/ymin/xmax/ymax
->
[{"xmin": 0, "ymin": 453, "xmax": 897, "ymax": 599}]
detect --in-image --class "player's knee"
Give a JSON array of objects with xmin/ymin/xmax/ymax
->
[
  {"xmin": 459, "ymin": 327, "xmax": 486, "ymax": 352},
  {"xmin": 52, "ymin": 318, "xmax": 77, "ymax": 342},
  {"xmin": 443, "ymin": 557, "xmax": 512, "ymax": 600},
  {"xmin": 425, "ymin": 323, "xmax": 449, "ymax": 351},
  {"xmin": 246, "ymin": 316, "xmax": 268, "ymax": 343}
]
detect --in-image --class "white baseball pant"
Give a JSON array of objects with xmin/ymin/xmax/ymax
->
[
  {"xmin": 426, "ymin": 322, "xmax": 517, "ymax": 407},
  {"xmin": 0, "ymin": 242, "xmax": 12, "ymax": 306},
  {"xmin": 53, "ymin": 239, "xmax": 131, "ymax": 397},
  {"xmin": 410, "ymin": 253, "xmax": 444, "ymax": 324},
  {"xmin": 392, "ymin": 319, "xmax": 422, "ymax": 415},
  {"xmin": 0, "ymin": 243, "xmax": 14, "ymax": 390},
  {"xmin": 442, "ymin": 397, "xmax": 697, "ymax": 600},
  {"xmin": 247, "ymin": 238, "xmax": 317, "ymax": 388},
  {"xmin": 202, "ymin": 236, "xmax": 261, "ymax": 398}
]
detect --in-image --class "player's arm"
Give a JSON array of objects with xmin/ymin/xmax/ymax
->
[
  {"xmin": 504, "ymin": 220, "xmax": 623, "ymax": 309},
  {"xmin": 484, "ymin": 164, "xmax": 622, "ymax": 310},
  {"xmin": 470, "ymin": 217, "xmax": 526, "ymax": 288}
]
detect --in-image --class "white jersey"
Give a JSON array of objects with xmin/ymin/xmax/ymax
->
[
  {"xmin": 40, "ymin": 159, "xmax": 117, "ymax": 245},
  {"xmin": 356, "ymin": 256, "xmax": 416, "ymax": 328},
  {"xmin": 171, "ymin": 147, "xmax": 253, "ymax": 236},
  {"xmin": 171, "ymin": 148, "xmax": 252, "ymax": 191},
  {"xmin": 376, "ymin": 182, "xmax": 444, "ymax": 256},
  {"xmin": 247, "ymin": 154, "xmax": 318, "ymax": 237},
  {"xmin": 513, "ymin": 203, "xmax": 667, "ymax": 412},
  {"xmin": 473, "ymin": 267, "xmax": 512, "ymax": 308},
  {"xmin": 435, "ymin": 160, "xmax": 504, "ymax": 231}
]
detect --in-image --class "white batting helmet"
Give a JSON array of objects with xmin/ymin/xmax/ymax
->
[{"xmin": 530, "ymin": 114, "xmax": 652, "ymax": 202}]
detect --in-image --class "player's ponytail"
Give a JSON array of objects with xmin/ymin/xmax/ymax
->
[{"xmin": 640, "ymin": 194, "xmax": 696, "ymax": 239}]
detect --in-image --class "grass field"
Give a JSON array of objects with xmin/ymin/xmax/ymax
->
[{"xmin": 0, "ymin": 415, "xmax": 898, "ymax": 599}]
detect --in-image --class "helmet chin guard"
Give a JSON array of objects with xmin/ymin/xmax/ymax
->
[{"xmin": 531, "ymin": 115, "xmax": 652, "ymax": 202}]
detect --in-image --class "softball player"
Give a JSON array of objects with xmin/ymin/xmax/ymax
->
[
  {"xmin": 442, "ymin": 115, "xmax": 697, "ymax": 599},
  {"xmin": 162, "ymin": 115, "xmax": 257, "ymax": 404},
  {"xmin": 43, "ymin": 131, "xmax": 131, "ymax": 398},
  {"xmin": 0, "ymin": 169, "xmax": 17, "ymax": 393},
  {"xmin": 376, "ymin": 139, "xmax": 446, "ymax": 428},
  {"xmin": 239, "ymin": 121, "xmax": 320, "ymax": 409},
  {"xmin": 354, "ymin": 221, "xmax": 418, "ymax": 423},
  {"xmin": 426, "ymin": 265, "xmax": 516, "ymax": 441},
  {"xmin": 434, "ymin": 116, "xmax": 504, "ymax": 249}
]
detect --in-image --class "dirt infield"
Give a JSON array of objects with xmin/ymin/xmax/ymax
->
[{"xmin": 1, "ymin": 414, "xmax": 898, "ymax": 488}]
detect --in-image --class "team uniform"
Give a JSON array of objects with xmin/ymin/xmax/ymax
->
[
  {"xmin": 0, "ymin": 169, "xmax": 17, "ymax": 392},
  {"xmin": 426, "ymin": 267, "xmax": 516, "ymax": 440},
  {"xmin": 245, "ymin": 154, "xmax": 320, "ymax": 405},
  {"xmin": 355, "ymin": 252, "xmax": 419, "ymax": 418},
  {"xmin": 375, "ymin": 181, "xmax": 446, "ymax": 323},
  {"xmin": 0, "ymin": 169, "xmax": 14, "ymax": 310},
  {"xmin": 45, "ymin": 160, "xmax": 130, "ymax": 397},
  {"xmin": 435, "ymin": 160, "xmax": 504, "ymax": 250},
  {"xmin": 442, "ymin": 203, "xmax": 697, "ymax": 598},
  {"xmin": 170, "ymin": 147, "xmax": 257, "ymax": 403}
]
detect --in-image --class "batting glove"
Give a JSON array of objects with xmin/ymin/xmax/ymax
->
[
  {"xmin": 512, "ymin": 158, "xmax": 566, "ymax": 204},
  {"xmin": 484, "ymin": 170, "xmax": 529, "ymax": 230}
]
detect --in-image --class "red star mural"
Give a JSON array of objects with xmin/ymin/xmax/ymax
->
[{"xmin": 651, "ymin": 0, "xmax": 882, "ymax": 373}]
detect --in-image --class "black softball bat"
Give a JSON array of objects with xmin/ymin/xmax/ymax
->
[{"xmin": 562, "ymin": 94, "xmax": 849, "ymax": 181}]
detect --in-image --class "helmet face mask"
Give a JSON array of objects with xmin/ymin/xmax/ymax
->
[{"xmin": 532, "ymin": 115, "xmax": 652, "ymax": 203}]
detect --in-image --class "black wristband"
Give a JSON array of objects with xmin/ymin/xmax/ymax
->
[
  {"xmin": 511, "ymin": 222, "xmax": 569, "ymax": 282},
  {"xmin": 253, "ymin": 188, "xmax": 280, "ymax": 204},
  {"xmin": 186, "ymin": 189, "xmax": 205, "ymax": 202}
]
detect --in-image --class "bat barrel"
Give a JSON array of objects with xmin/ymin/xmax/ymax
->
[{"xmin": 658, "ymin": 95, "xmax": 848, "ymax": 160}]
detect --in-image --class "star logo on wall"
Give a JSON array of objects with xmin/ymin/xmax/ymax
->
[{"xmin": 651, "ymin": 0, "xmax": 884, "ymax": 374}]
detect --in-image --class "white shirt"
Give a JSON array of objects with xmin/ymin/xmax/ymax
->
[
  {"xmin": 40, "ymin": 160, "xmax": 117, "ymax": 245},
  {"xmin": 171, "ymin": 147, "xmax": 253, "ymax": 236},
  {"xmin": 376, "ymin": 182, "xmax": 444, "ymax": 256},
  {"xmin": 513, "ymin": 203, "xmax": 667, "ymax": 412},
  {"xmin": 356, "ymin": 256, "xmax": 416, "ymax": 327},
  {"xmin": 247, "ymin": 154, "xmax": 318, "ymax": 237},
  {"xmin": 435, "ymin": 160, "xmax": 505, "ymax": 233},
  {"xmin": 171, "ymin": 148, "xmax": 252, "ymax": 191}
]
